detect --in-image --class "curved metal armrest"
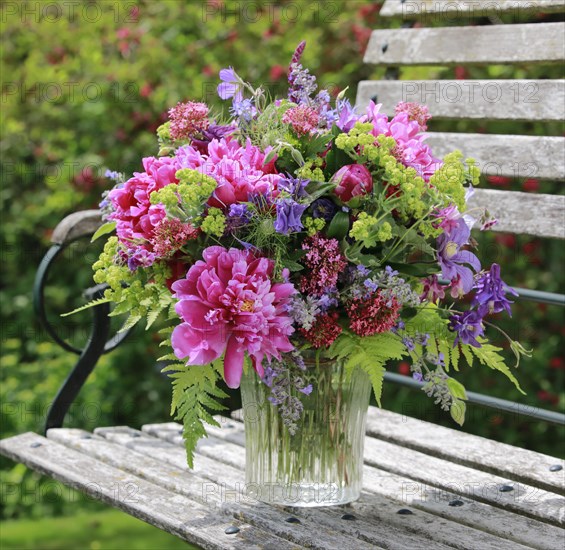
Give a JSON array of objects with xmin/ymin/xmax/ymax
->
[{"xmin": 34, "ymin": 210, "xmax": 130, "ymax": 433}]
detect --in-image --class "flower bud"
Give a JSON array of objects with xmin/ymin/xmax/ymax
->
[{"xmin": 330, "ymin": 164, "xmax": 373, "ymax": 203}]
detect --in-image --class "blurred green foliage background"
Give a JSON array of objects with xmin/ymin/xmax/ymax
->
[{"xmin": 1, "ymin": 0, "xmax": 563, "ymax": 548}]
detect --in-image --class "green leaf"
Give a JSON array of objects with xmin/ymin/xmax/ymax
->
[
  {"xmin": 447, "ymin": 378, "xmax": 467, "ymax": 401},
  {"xmin": 61, "ymin": 296, "xmax": 110, "ymax": 317},
  {"xmin": 326, "ymin": 211, "xmax": 350, "ymax": 239},
  {"xmin": 471, "ymin": 342, "xmax": 526, "ymax": 395},
  {"xmin": 450, "ymin": 399, "xmax": 466, "ymax": 426},
  {"xmin": 283, "ymin": 259, "xmax": 304, "ymax": 272},
  {"xmin": 91, "ymin": 221, "xmax": 116, "ymax": 242},
  {"xmin": 460, "ymin": 344, "xmax": 474, "ymax": 368}
]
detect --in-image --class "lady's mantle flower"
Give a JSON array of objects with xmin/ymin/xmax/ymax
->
[
  {"xmin": 448, "ymin": 310, "xmax": 485, "ymax": 348},
  {"xmin": 171, "ymin": 246, "xmax": 296, "ymax": 389},
  {"xmin": 473, "ymin": 263, "xmax": 517, "ymax": 316},
  {"xmin": 436, "ymin": 218, "xmax": 481, "ymax": 297},
  {"xmin": 168, "ymin": 101, "xmax": 210, "ymax": 140}
]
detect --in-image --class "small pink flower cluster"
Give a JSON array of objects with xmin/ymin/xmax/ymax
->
[
  {"xmin": 299, "ymin": 312, "xmax": 342, "ymax": 348},
  {"xmin": 152, "ymin": 218, "xmax": 199, "ymax": 258},
  {"xmin": 347, "ymin": 292, "xmax": 401, "ymax": 337},
  {"xmin": 282, "ymin": 105, "xmax": 320, "ymax": 136},
  {"xmin": 300, "ymin": 235, "xmax": 347, "ymax": 296},
  {"xmin": 168, "ymin": 101, "xmax": 210, "ymax": 140},
  {"xmin": 395, "ymin": 101, "xmax": 432, "ymax": 132}
]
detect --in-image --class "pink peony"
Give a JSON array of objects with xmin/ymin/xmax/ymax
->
[
  {"xmin": 331, "ymin": 164, "xmax": 373, "ymax": 203},
  {"xmin": 171, "ymin": 246, "xmax": 296, "ymax": 388},
  {"xmin": 109, "ymin": 155, "xmax": 181, "ymax": 244},
  {"xmin": 176, "ymin": 137, "xmax": 280, "ymax": 209}
]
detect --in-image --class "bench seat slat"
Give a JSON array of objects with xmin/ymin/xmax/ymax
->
[
  {"xmin": 380, "ymin": 0, "xmax": 565, "ymax": 18},
  {"xmin": 425, "ymin": 133, "xmax": 565, "ymax": 181},
  {"xmin": 142, "ymin": 422, "xmax": 537, "ymax": 550},
  {"xmin": 364, "ymin": 24, "xmax": 565, "ymax": 65},
  {"xmin": 467, "ymin": 188, "xmax": 565, "ymax": 239},
  {"xmin": 49, "ymin": 428, "xmax": 376, "ymax": 550},
  {"xmin": 356, "ymin": 80, "xmax": 565, "ymax": 122},
  {"xmin": 0, "ymin": 432, "xmax": 293, "ymax": 550},
  {"xmin": 221, "ymin": 415, "xmax": 564, "ymax": 549}
]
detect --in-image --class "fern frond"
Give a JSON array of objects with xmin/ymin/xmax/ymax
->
[{"xmin": 61, "ymin": 297, "xmax": 111, "ymax": 317}]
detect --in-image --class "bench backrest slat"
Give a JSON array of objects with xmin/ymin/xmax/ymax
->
[
  {"xmin": 364, "ymin": 23, "xmax": 565, "ymax": 65},
  {"xmin": 356, "ymin": 80, "xmax": 565, "ymax": 122},
  {"xmin": 380, "ymin": 0, "xmax": 565, "ymax": 18}
]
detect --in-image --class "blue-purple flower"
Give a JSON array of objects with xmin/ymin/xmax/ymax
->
[
  {"xmin": 473, "ymin": 263, "xmax": 517, "ymax": 316},
  {"xmin": 448, "ymin": 310, "xmax": 485, "ymax": 348},
  {"xmin": 274, "ymin": 199, "xmax": 307, "ymax": 235},
  {"xmin": 311, "ymin": 198, "xmax": 338, "ymax": 222},
  {"xmin": 437, "ymin": 219, "xmax": 481, "ymax": 297},
  {"xmin": 217, "ymin": 67, "xmax": 243, "ymax": 101},
  {"xmin": 278, "ymin": 175, "xmax": 309, "ymax": 199}
]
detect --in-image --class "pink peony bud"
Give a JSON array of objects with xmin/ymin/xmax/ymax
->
[{"xmin": 331, "ymin": 164, "xmax": 373, "ymax": 203}]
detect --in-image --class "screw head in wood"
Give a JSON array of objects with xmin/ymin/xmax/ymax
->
[
  {"xmin": 449, "ymin": 499, "xmax": 464, "ymax": 507},
  {"xmin": 549, "ymin": 464, "xmax": 563, "ymax": 472},
  {"xmin": 381, "ymin": 43, "xmax": 389, "ymax": 54},
  {"xmin": 397, "ymin": 508, "xmax": 413, "ymax": 515},
  {"xmin": 225, "ymin": 526, "xmax": 240, "ymax": 535},
  {"xmin": 285, "ymin": 516, "xmax": 301, "ymax": 524},
  {"xmin": 499, "ymin": 484, "xmax": 514, "ymax": 492},
  {"xmin": 30, "ymin": 442, "xmax": 42, "ymax": 448},
  {"xmin": 341, "ymin": 514, "xmax": 356, "ymax": 521}
]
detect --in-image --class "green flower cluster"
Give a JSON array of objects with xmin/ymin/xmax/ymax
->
[
  {"xmin": 200, "ymin": 207, "xmax": 226, "ymax": 237},
  {"xmin": 92, "ymin": 237, "xmax": 173, "ymax": 326},
  {"xmin": 150, "ymin": 169, "xmax": 218, "ymax": 222},
  {"xmin": 349, "ymin": 213, "xmax": 392, "ymax": 248}
]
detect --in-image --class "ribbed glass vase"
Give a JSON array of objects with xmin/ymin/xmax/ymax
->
[{"xmin": 240, "ymin": 353, "xmax": 371, "ymax": 507}]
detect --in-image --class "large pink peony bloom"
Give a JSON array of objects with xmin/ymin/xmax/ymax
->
[
  {"xmin": 171, "ymin": 246, "xmax": 296, "ymax": 388},
  {"xmin": 108, "ymin": 155, "xmax": 181, "ymax": 243},
  {"xmin": 176, "ymin": 137, "xmax": 280, "ymax": 208}
]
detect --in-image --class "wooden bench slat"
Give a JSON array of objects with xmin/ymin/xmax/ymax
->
[
  {"xmin": 224, "ymin": 413, "xmax": 565, "ymax": 549},
  {"xmin": 467, "ymin": 188, "xmax": 565, "ymax": 239},
  {"xmin": 364, "ymin": 24, "xmax": 565, "ymax": 65},
  {"xmin": 356, "ymin": 80, "xmax": 565, "ymax": 122},
  {"xmin": 143, "ymin": 422, "xmax": 535, "ymax": 550},
  {"xmin": 365, "ymin": 408, "xmax": 565, "ymax": 495},
  {"xmin": 380, "ymin": 0, "xmax": 565, "ymax": 18},
  {"xmin": 425, "ymin": 133, "xmax": 565, "ymax": 181},
  {"xmin": 49, "ymin": 428, "xmax": 375, "ymax": 550},
  {"xmin": 0, "ymin": 432, "xmax": 292, "ymax": 550}
]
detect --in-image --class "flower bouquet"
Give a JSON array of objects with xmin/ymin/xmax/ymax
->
[{"xmin": 88, "ymin": 42, "xmax": 529, "ymax": 506}]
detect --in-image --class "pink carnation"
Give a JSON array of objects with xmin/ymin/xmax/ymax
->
[{"xmin": 171, "ymin": 246, "xmax": 296, "ymax": 388}]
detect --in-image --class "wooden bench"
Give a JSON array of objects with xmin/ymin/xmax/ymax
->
[{"xmin": 2, "ymin": 1, "xmax": 564, "ymax": 548}]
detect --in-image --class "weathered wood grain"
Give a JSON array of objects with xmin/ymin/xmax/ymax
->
[
  {"xmin": 364, "ymin": 24, "xmax": 565, "ymax": 65},
  {"xmin": 467, "ymin": 189, "xmax": 565, "ymax": 239},
  {"xmin": 380, "ymin": 0, "xmax": 565, "ymax": 18},
  {"xmin": 365, "ymin": 407, "xmax": 565, "ymax": 495},
  {"xmin": 51, "ymin": 210, "xmax": 103, "ymax": 244},
  {"xmin": 224, "ymin": 413, "xmax": 565, "ymax": 549},
  {"xmin": 143, "ymin": 422, "xmax": 535, "ymax": 550},
  {"xmin": 356, "ymin": 80, "xmax": 565, "ymax": 122},
  {"xmin": 0, "ymin": 432, "xmax": 296, "ymax": 550},
  {"xmin": 49, "ymin": 428, "xmax": 377, "ymax": 550},
  {"xmin": 424, "ymin": 133, "xmax": 565, "ymax": 181}
]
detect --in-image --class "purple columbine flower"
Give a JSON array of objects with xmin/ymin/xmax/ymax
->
[
  {"xmin": 437, "ymin": 218, "xmax": 481, "ymax": 297},
  {"xmin": 279, "ymin": 175, "xmax": 309, "ymax": 199},
  {"xmin": 274, "ymin": 199, "xmax": 307, "ymax": 235},
  {"xmin": 190, "ymin": 123, "xmax": 235, "ymax": 154},
  {"xmin": 336, "ymin": 99, "xmax": 360, "ymax": 132},
  {"xmin": 448, "ymin": 310, "xmax": 485, "ymax": 348},
  {"xmin": 217, "ymin": 67, "xmax": 243, "ymax": 101},
  {"xmin": 473, "ymin": 263, "xmax": 518, "ymax": 316},
  {"xmin": 420, "ymin": 274, "xmax": 446, "ymax": 303},
  {"xmin": 311, "ymin": 198, "xmax": 338, "ymax": 222},
  {"xmin": 227, "ymin": 203, "xmax": 251, "ymax": 230},
  {"xmin": 126, "ymin": 247, "xmax": 156, "ymax": 271}
]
